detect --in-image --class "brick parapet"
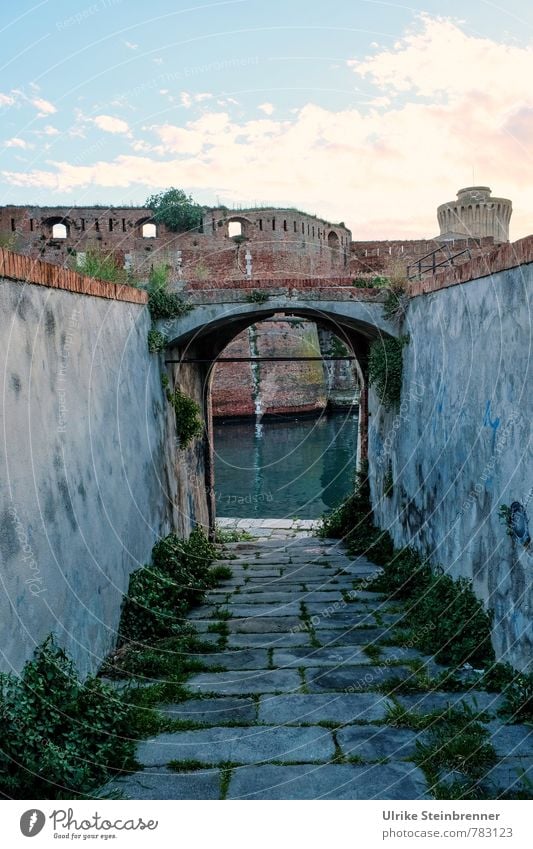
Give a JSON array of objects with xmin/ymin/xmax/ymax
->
[
  {"xmin": 407, "ymin": 236, "xmax": 533, "ymax": 297},
  {"xmin": 0, "ymin": 248, "xmax": 147, "ymax": 304}
]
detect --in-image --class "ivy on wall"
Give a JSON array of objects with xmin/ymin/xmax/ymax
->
[{"xmin": 368, "ymin": 334, "xmax": 409, "ymax": 408}]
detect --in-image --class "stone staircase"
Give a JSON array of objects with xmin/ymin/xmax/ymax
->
[{"xmin": 105, "ymin": 530, "xmax": 533, "ymax": 800}]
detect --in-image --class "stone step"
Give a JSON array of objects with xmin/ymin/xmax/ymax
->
[
  {"xmin": 307, "ymin": 665, "xmax": 413, "ymax": 694},
  {"xmin": 102, "ymin": 767, "xmax": 221, "ymax": 800},
  {"xmin": 187, "ymin": 668, "xmax": 302, "ymax": 695},
  {"xmin": 226, "ymin": 763, "xmax": 430, "ymax": 800},
  {"xmin": 137, "ymin": 725, "xmax": 336, "ymax": 766},
  {"xmin": 258, "ymin": 692, "xmax": 391, "ymax": 724},
  {"xmin": 272, "ymin": 646, "xmax": 372, "ymax": 668},
  {"xmin": 227, "ymin": 632, "xmax": 313, "ymax": 649},
  {"xmin": 158, "ymin": 697, "xmax": 257, "ymax": 724}
]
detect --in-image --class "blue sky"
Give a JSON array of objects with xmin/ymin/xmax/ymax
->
[{"xmin": 1, "ymin": 0, "xmax": 532, "ymax": 238}]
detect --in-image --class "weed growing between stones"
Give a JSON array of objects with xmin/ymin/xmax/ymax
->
[
  {"xmin": 245, "ymin": 290, "xmax": 269, "ymax": 304},
  {"xmin": 215, "ymin": 526, "xmax": 255, "ymax": 543},
  {"xmin": 0, "ymin": 636, "xmax": 135, "ymax": 799},
  {"xmin": 413, "ymin": 704, "xmax": 498, "ymax": 799}
]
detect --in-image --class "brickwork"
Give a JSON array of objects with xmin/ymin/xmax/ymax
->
[
  {"xmin": 408, "ymin": 236, "xmax": 533, "ymax": 297},
  {"xmin": 0, "ymin": 247, "xmax": 147, "ymax": 304},
  {"xmin": 0, "ymin": 205, "xmax": 351, "ymax": 283}
]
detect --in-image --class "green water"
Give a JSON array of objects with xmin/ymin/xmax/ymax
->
[{"xmin": 213, "ymin": 411, "xmax": 358, "ymax": 519}]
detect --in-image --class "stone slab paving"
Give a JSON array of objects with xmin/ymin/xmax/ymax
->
[
  {"xmin": 137, "ymin": 726, "xmax": 335, "ymax": 766},
  {"xmin": 158, "ymin": 697, "xmax": 258, "ymax": 724},
  {"xmin": 105, "ymin": 767, "xmax": 221, "ymax": 800},
  {"xmin": 226, "ymin": 763, "xmax": 430, "ymax": 800},
  {"xmin": 106, "ymin": 525, "xmax": 532, "ymax": 800}
]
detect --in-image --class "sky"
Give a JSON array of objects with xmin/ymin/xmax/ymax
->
[{"xmin": 0, "ymin": 0, "xmax": 532, "ymax": 239}]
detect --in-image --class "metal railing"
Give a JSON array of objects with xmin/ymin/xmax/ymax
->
[{"xmin": 407, "ymin": 245, "xmax": 472, "ymax": 280}]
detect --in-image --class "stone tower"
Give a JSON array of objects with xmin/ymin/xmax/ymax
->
[{"xmin": 437, "ymin": 186, "xmax": 512, "ymax": 243}]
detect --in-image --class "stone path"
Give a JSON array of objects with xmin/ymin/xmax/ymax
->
[{"xmin": 106, "ymin": 527, "xmax": 533, "ymax": 800}]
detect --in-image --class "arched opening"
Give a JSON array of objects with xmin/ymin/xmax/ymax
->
[
  {"xmin": 142, "ymin": 222, "xmax": 157, "ymax": 238},
  {"xmin": 43, "ymin": 217, "xmax": 70, "ymax": 240},
  {"xmin": 52, "ymin": 222, "xmax": 67, "ymax": 239},
  {"xmin": 206, "ymin": 313, "xmax": 363, "ymax": 523},
  {"xmin": 228, "ymin": 220, "xmax": 242, "ymax": 238},
  {"xmin": 328, "ymin": 230, "xmax": 340, "ymax": 250}
]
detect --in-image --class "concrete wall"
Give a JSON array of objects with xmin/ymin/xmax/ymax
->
[
  {"xmin": 0, "ymin": 271, "xmax": 208, "ymax": 676},
  {"xmin": 369, "ymin": 261, "xmax": 532, "ymax": 671}
]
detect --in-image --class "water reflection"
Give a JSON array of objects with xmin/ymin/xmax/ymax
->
[{"xmin": 213, "ymin": 411, "xmax": 358, "ymax": 519}]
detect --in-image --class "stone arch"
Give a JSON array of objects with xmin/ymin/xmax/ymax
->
[
  {"xmin": 162, "ymin": 296, "xmax": 396, "ymax": 530},
  {"xmin": 42, "ymin": 216, "xmax": 72, "ymax": 239},
  {"xmin": 328, "ymin": 230, "xmax": 340, "ymax": 250}
]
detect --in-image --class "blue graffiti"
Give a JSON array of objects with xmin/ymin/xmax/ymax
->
[{"xmin": 483, "ymin": 400, "xmax": 500, "ymax": 451}]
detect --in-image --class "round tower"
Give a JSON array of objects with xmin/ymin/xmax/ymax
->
[{"xmin": 437, "ymin": 186, "xmax": 512, "ymax": 243}]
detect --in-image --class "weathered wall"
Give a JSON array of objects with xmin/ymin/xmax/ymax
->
[
  {"xmin": 369, "ymin": 258, "xmax": 532, "ymax": 671},
  {"xmin": 0, "ymin": 262, "xmax": 208, "ymax": 676},
  {"xmin": 211, "ymin": 318, "xmax": 329, "ymax": 418}
]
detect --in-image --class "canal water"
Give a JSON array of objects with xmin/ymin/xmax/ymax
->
[{"xmin": 213, "ymin": 411, "xmax": 358, "ymax": 519}]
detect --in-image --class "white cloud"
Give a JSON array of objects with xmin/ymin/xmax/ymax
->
[
  {"xmin": 5, "ymin": 137, "xmax": 31, "ymax": 149},
  {"xmin": 4, "ymin": 16, "xmax": 532, "ymax": 239},
  {"xmin": 42, "ymin": 125, "xmax": 59, "ymax": 136},
  {"xmin": 124, "ymin": 40, "xmax": 138, "ymax": 50},
  {"xmin": 31, "ymin": 97, "xmax": 56, "ymax": 115},
  {"xmin": 93, "ymin": 114, "xmax": 130, "ymax": 134},
  {"xmin": 0, "ymin": 92, "xmax": 15, "ymax": 107},
  {"xmin": 258, "ymin": 102, "xmax": 274, "ymax": 115}
]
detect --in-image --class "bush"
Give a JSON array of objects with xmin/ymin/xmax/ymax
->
[
  {"xmin": 147, "ymin": 264, "xmax": 192, "ymax": 320},
  {"xmin": 368, "ymin": 334, "xmax": 409, "ymax": 408},
  {"xmin": 73, "ymin": 249, "xmax": 128, "ymax": 284},
  {"xmin": 245, "ymin": 290, "xmax": 269, "ymax": 304},
  {"xmin": 0, "ymin": 637, "xmax": 134, "ymax": 799},
  {"xmin": 119, "ymin": 528, "xmax": 216, "ymax": 646},
  {"xmin": 319, "ymin": 463, "xmax": 371, "ymax": 539},
  {"xmin": 147, "ymin": 329, "xmax": 167, "ymax": 352},
  {"xmin": 369, "ymin": 547, "xmax": 432, "ymax": 599},
  {"xmin": 166, "ymin": 388, "xmax": 204, "ymax": 448},
  {"xmin": 408, "ymin": 574, "xmax": 494, "ymax": 667},
  {"xmin": 146, "ymin": 188, "xmax": 203, "ymax": 233}
]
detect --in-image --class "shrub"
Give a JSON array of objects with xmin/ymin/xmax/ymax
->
[
  {"xmin": 73, "ymin": 248, "xmax": 129, "ymax": 284},
  {"xmin": 147, "ymin": 329, "xmax": 167, "ymax": 352},
  {"xmin": 368, "ymin": 334, "xmax": 409, "ymax": 408},
  {"xmin": 119, "ymin": 528, "xmax": 215, "ymax": 646},
  {"xmin": 319, "ymin": 463, "xmax": 371, "ymax": 539},
  {"xmin": 369, "ymin": 547, "xmax": 432, "ymax": 599},
  {"xmin": 0, "ymin": 636, "xmax": 134, "ymax": 799},
  {"xmin": 382, "ymin": 285, "xmax": 407, "ymax": 322},
  {"xmin": 245, "ymin": 290, "xmax": 269, "ymax": 304},
  {"xmin": 146, "ymin": 188, "xmax": 203, "ymax": 233},
  {"xmin": 166, "ymin": 388, "xmax": 204, "ymax": 448},
  {"xmin": 408, "ymin": 574, "xmax": 495, "ymax": 667},
  {"xmin": 498, "ymin": 671, "xmax": 533, "ymax": 723},
  {"xmin": 147, "ymin": 264, "xmax": 192, "ymax": 320}
]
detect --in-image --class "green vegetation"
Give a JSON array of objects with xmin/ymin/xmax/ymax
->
[
  {"xmin": 328, "ymin": 336, "xmax": 350, "ymax": 358},
  {"xmin": 146, "ymin": 187, "xmax": 203, "ymax": 233},
  {"xmin": 215, "ymin": 526, "xmax": 255, "ymax": 543},
  {"xmin": 382, "ymin": 285, "xmax": 407, "ymax": 322},
  {"xmin": 147, "ymin": 328, "xmax": 167, "ymax": 353},
  {"xmin": 352, "ymin": 275, "xmax": 390, "ymax": 288},
  {"xmin": 414, "ymin": 705, "xmax": 497, "ymax": 799},
  {"xmin": 118, "ymin": 528, "xmax": 216, "ymax": 645},
  {"xmin": 245, "ymin": 290, "xmax": 270, "ymax": 304},
  {"xmin": 73, "ymin": 248, "xmax": 129, "ymax": 284},
  {"xmin": 368, "ymin": 334, "xmax": 409, "ymax": 408},
  {"xmin": 0, "ymin": 636, "xmax": 134, "ymax": 799},
  {"xmin": 147, "ymin": 264, "xmax": 192, "ymax": 320},
  {"xmin": 383, "ymin": 462, "xmax": 394, "ymax": 497},
  {"xmin": 321, "ymin": 465, "xmax": 495, "ymax": 668},
  {"xmin": 166, "ymin": 386, "xmax": 204, "ymax": 448}
]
